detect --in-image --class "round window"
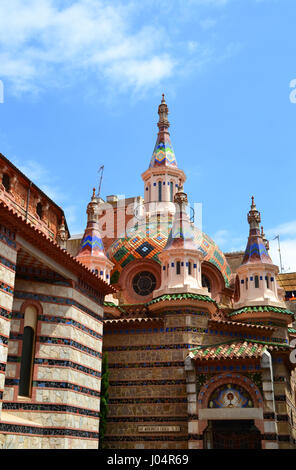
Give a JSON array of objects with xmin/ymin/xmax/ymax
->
[{"xmin": 132, "ymin": 271, "xmax": 156, "ymax": 296}]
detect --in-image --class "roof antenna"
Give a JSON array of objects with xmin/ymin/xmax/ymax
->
[
  {"xmin": 97, "ymin": 165, "xmax": 104, "ymax": 198},
  {"xmin": 272, "ymin": 235, "xmax": 284, "ymax": 273}
]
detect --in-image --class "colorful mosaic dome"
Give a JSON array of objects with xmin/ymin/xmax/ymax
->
[{"xmin": 107, "ymin": 214, "xmax": 232, "ymax": 286}]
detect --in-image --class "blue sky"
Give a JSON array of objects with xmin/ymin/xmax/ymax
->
[{"xmin": 0, "ymin": 0, "xmax": 295, "ymax": 271}]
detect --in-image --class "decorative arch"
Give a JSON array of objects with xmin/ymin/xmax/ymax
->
[
  {"xmin": 233, "ymin": 274, "xmax": 240, "ymax": 303},
  {"xmin": 197, "ymin": 372, "xmax": 264, "ymax": 410},
  {"xmin": 19, "ymin": 300, "xmax": 42, "ymax": 398},
  {"xmin": 118, "ymin": 258, "xmax": 161, "ymax": 304},
  {"xmin": 201, "ymin": 261, "xmax": 226, "ymax": 302},
  {"xmin": 20, "ymin": 299, "xmax": 43, "ymax": 318}
]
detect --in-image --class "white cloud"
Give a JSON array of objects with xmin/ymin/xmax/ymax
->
[
  {"xmin": 10, "ymin": 155, "xmax": 84, "ymax": 233},
  {"xmin": 212, "ymin": 229, "xmax": 229, "ymax": 246},
  {"xmin": 200, "ymin": 18, "xmax": 218, "ymax": 30},
  {"xmin": 265, "ymin": 220, "xmax": 296, "ymax": 273},
  {"xmin": 0, "ymin": 0, "xmax": 248, "ymax": 98},
  {"xmin": 269, "ymin": 238, "xmax": 296, "ymax": 274},
  {"xmin": 266, "ymin": 220, "xmax": 296, "ymax": 238},
  {"xmin": 0, "ymin": 0, "xmax": 177, "ymax": 95}
]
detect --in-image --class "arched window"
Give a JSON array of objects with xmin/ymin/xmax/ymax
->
[
  {"xmin": 2, "ymin": 173, "xmax": 10, "ymax": 192},
  {"xmin": 202, "ymin": 274, "xmax": 211, "ymax": 292},
  {"xmin": 265, "ymin": 275, "xmax": 269, "ymax": 289},
  {"xmin": 36, "ymin": 202, "xmax": 43, "ymax": 219},
  {"xmin": 19, "ymin": 305, "xmax": 38, "ymax": 397},
  {"xmin": 176, "ymin": 261, "xmax": 181, "ymax": 275},
  {"xmin": 158, "ymin": 181, "xmax": 162, "ymax": 202},
  {"xmin": 188, "ymin": 261, "xmax": 192, "ymax": 275},
  {"xmin": 246, "ymin": 277, "xmax": 248, "ymax": 290},
  {"xmin": 170, "ymin": 181, "xmax": 174, "ymax": 202},
  {"xmin": 254, "ymin": 275, "xmax": 259, "ymax": 288}
]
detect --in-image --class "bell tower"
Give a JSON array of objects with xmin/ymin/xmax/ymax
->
[{"xmin": 141, "ymin": 95, "xmax": 186, "ymax": 217}]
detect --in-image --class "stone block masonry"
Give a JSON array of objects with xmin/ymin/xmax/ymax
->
[
  {"xmin": 103, "ymin": 311, "xmax": 211, "ymax": 449},
  {"xmin": 0, "ymin": 226, "xmax": 17, "ymax": 416},
  {"xmin": 0, "ymin": 278, "xmax": 104, "ymax": 449}
]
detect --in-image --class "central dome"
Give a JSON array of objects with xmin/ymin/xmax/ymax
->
[{"xmin": 107, "ymin": 214, "xmax": 231, "ymax": 287}]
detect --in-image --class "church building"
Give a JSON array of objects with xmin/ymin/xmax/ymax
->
[{"xmin": 0, "ymin": 96, "xmax": 295, "ymax": 449}]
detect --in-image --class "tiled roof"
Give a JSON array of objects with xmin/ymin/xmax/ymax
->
[
  {"xmin": 0, "ymin": 200, "xmax": 114, "ymax": 295},
  {"xmin": 149, "ymin": 95, "xmax": 177, "ymax": 168},
  {"xmin": 104, "ymin": 293, "xmax": 215, "ymax": 316},
  {"xmin": 103, "ymin": 301, "xmax": 125, "ymax": 313},
  {"xmin": 228, "ymin": 305, "xmax": 294, "ymax": 318},
  {"xmin": 208, "ymin": 319, "xmax": 274, "ymax": 331},
  {"xmin": 107, "ymin": 214, "xmax": 232, "ymax": 287},
  {"xmin": 189, "ymin": 339, "xmax": 291, "ymax": 361},
  {"xmin": 147, "ymin": 293, "xmax": 216, "ymax": 306},
  {"xmin": 277, "ymin": 272, "xmax": 296, "ymax": 291},
  {"xmin": 104, "ymin": 317, "xmax": 162, "ymax": 324},
  {"xmin": 242, "ymin": 235, "xmax": 273, "ymax": 265},
  {"xmin": 288, "ymin": 328, "xmax": 296, "ymax": 334}
]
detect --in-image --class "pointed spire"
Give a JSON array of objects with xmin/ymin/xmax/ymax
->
[
  {"xmin": 247, "ymin": 196, "xmax": 261, "ymax": 232},
  {"xmin": 261, "ymin": 225, "xmax": 270, "ymax": 251},
  {"xmin": 77, "ymin": 188, "xmax": 105, "ymax": 258},
  {"xmin": 76, "ymin": 188, "xmax": 113, "ymax": 283},
  {"xmin": 163, "ymin": 189, "xmax": 196, "ymax": 252},
  {"xmin": 242, "ymin": 197, "xmax": 272, "ymax": 265},
  {"xmin": 153, "ymin": 186, "xmax": 208, "ymax": 298},
  {"xmin": 149, "ymin": 95, "xmax": 177, "ymax": 168},
  {"xmin": 57, "ymin": 215, "xmax": 68, "ymax": 249},
  {"xmin": 157, "ymin": 94, "xmax": 170, "ymax": 132}
]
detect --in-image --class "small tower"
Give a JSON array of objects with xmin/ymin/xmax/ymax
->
[
  {"xmin": 261, "ymin": 225, "xmax": 270, "ymax": 251},
  {"xmin": 234, "ymin": 197, "xmax": 286, "ymax": 310},
  {"xmin": 153, "ymin": 187, "xmax": 208, "ymax": 298},
  {"xmin": 141, "ymin": 95, "xmax": 186, "ymax": 217},
  {"xmin": 57, "ymin": 216, "xmax": 68, "ymax": 250},
  {"xmin": 76, "ymin": 188, "xmax": 113, "ymax": 283}
]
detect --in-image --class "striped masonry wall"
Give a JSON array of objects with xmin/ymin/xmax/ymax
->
[
  {"xmin": 0, "ymin": 225, "xmax": 17, "ymax": 424},
  {"xmin": 103, "ymin": 310, "xmax": 211, "ymax": 449},
  {"xmin": 0, "ymin": 278, "xmax": 103, "ymax": 449}
]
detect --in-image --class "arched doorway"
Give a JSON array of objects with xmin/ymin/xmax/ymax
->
[
  {"xmin": 197, "ymin": 374, "xmax": 264, "ymax": 449},
  {"xmin": 204, "ymin": 420, "xmax": 262, "ymax": 449}
]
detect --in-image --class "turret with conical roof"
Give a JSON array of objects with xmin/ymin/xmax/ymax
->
[
  {"xmin": 149, "ymin": 94, "xmax": 177, "ymax": 168},
  {"xmin": 231, "ymin": 197, "xmax": 292, "ymax": 326},
  {"xmin": 76, "ymin": 188, "xmax": 113, "ymax": 283},
  {"xmin": 141, "ymin": 95, "xmax": 186, "ymax": 217},
  {"xmin": 153, "ymin": 187, "xmax": 208, "ymax": 298},
  {"xmin": 241, "ymin": 196, "xmax": 272, "ymax": 266}
]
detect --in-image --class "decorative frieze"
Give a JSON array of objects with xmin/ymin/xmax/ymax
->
[
  {"xmin": 2, "ymin": 402, "xmax": 100, "ymax": 417},
  {"xmin": 14, "ymin": 291, "xmax": 103, "ymax": 322}
]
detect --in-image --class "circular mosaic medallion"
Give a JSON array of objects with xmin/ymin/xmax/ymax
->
[{"xmin": 208, "ymin": 383, "xmax": 253, "ymax": 409}]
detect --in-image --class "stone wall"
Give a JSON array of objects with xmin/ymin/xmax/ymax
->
[
  {"xmin": 103, "ymin": 309, "xmax": 211, "ymax": 449},
  {"xmin": 0, "ymin": 225, "xmax": 17, "ymax": 416},
  {"xmin": 0, "ymin": 278, "xmax": 103, "ymax": 449},
  {"xmin": 273, "ymin": 359, "xmax": 296, "ymax": 449}
]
